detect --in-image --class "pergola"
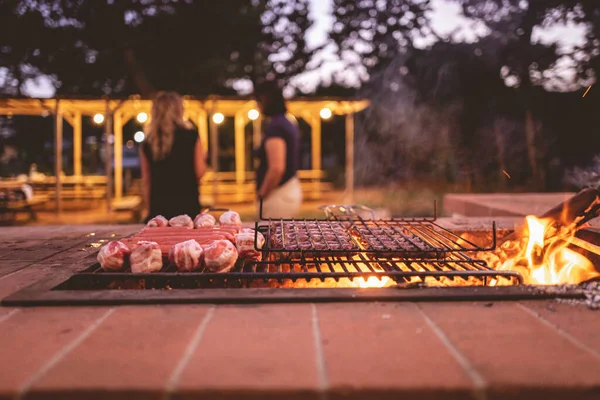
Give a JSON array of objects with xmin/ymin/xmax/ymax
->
[{"xmin": 0, "ymin": 96, "xmax": 369, "ymax": 211}]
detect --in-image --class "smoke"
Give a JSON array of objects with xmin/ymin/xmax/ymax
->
[
  {"xmin": 353, "ymin": 53, "xmax": 465, "ymax": 187},
  {"xmin": 564, "ymin": 155, "xmax": 600, "ymax": 190}
]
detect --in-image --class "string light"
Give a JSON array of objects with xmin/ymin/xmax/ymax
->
[
  {"xmin": 93, "ymin": 113, "xmax": 104, "ymax": 124},
  {"xmin": 212, "ymin": 113, "xmax": 225, "ymax": 124},
  {"xmin": 320, "ymin": 108, "xmax": 332, "ymax": 120}
]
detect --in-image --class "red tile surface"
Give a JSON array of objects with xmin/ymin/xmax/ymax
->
[
  {"xmin": 520, "ymin": 301, "xmax": 600, "ymax": 355},
  {"xmin": 175, "ymin": 304, "xmax": 320, "ymax": 400},
  {"xmin": 27, "ymin": 305, "xmax": 212, "ymax": 400},
  {"xmin": 0, "ymin": 307, "xmax": 110, "ymax": 399},
  {"xmin": 317, "ymin": 302, "xmax": 477, "ymax": 400},
  {"xmin": 419, "ymin": 302, "xmax": 600, "ymax": 400}
]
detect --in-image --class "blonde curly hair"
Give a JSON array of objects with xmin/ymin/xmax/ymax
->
[{"xmin": 146, "ymin": 91, "xmax": 192, "ymax": 160}]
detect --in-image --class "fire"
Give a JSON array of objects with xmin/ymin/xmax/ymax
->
[
  {"xmin": 492, "ymin": 215, "xmax": 599, "ymax": 285},
  {"xmin": 352, "ymin": 276, "xmax": 392, "ymax": 288}
]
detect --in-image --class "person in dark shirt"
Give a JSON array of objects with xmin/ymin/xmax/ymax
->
[
  {"xmin": 254, "ymin": 80, "xmax": 302, "ymax": 218},
  {"xmin": 139, "ymin": 91, "xmax": 206, "ymax": 221}
]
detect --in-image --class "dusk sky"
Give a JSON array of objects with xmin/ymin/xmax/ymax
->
[{"xmin": 22, "ymin": 0, "xmax": 590, "ymax": 97}]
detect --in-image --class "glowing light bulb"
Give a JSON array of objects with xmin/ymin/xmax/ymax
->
[
  {"xmin": 136, "ymin": 112, "xmax": 148, "ymax": 123},
  {"xmin": 134, "ymin": 131, "xmax": 145, "ymax": 143},
  {"xmin": 248, "ymin": 109, "xmax": 260, "ymax": 121},
  {"xmin": 320, "ymin": 108, "xmax": 332, "ymax": 120},
  {"xmin": 212, "ymin": 113, "xmax": 225, "ymax": 124},
  {"xmin": 93, "ymin": 113, "xmax": 105, "ymax": 124}
]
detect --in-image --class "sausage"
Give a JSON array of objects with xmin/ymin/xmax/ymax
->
[{"xmin": 133, "ymin": 232, "xmax": 234, "ymax": 242}]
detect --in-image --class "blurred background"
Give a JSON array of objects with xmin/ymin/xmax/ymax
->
[{"xmin": 1, "ymin": 0, "xmax": 600, "ymax": 222}]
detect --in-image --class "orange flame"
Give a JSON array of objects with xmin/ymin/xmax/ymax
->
[{"xmin": 495, "ymin": 216, "xmax": 599, "ymax": 285}]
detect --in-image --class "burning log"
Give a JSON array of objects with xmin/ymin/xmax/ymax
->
[
  {"xmin": 499, "ymin": 188, "xmax": 600, "ymax": 246},
  {"xmin": 485, "ymin": 188, "xmax": 600, "ymax": 286}
]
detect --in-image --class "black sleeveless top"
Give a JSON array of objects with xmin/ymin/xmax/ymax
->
[
  {"xmin": 142, "ymin": 126, "xmax": 200, "ymax": 220},
  {"xmin": 255, "ymin": 114, "xmax": 300, "ymax": 191}
]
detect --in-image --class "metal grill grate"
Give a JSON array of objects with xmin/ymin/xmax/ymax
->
[
  {"xmin": 55, "ymin": 250, "xmax": 522, "ymax": 291},
  {"xmin": 255, "ymin": 201, "xmax": 496, "ymax": 257}
]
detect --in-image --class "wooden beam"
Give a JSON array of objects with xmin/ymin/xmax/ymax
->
[
  {"xmin": 345, "ymin": 113, "xmax": 355, "ymax": 202},
  {"xmin": 54, "ymin": 101, "xmax": 63, "ymax": 214},
  {"xmin": 252, "ymin": 117, "xmax": 262, "ymax": 170},
  {"xmin": 209, "ymin": 109, "xmax": 219, "ymax": 205},
  {"xmin": 105, "ymin": 102, "xmax": 113, "ymax": 213},
  {"xmin": 73, "ymin": 111, "xmax": 82, "ymax": 177},
  {"xmin": 311, "ymin": 114, "xmax": 322, "ymax": 171},
  {"xmin": 197, "ymin": 110, "xmax": 209, "ymax": 154},
  {"xmin": 113, "ymin": 112, "xmax": 124, "ymax": 200},
  {"xmin": 234, "ymin": 112, "xmax": 246, "ymax": 184}
]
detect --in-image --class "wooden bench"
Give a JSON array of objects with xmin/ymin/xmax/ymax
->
[{"xmin": 0, "ymin": 195, "xmax": 50, "ymax": 223}]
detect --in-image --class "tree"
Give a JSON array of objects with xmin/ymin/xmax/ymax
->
[
  {"xmin": 0, "ymin": 0, "xmax": 317, "ymax": 96},
  {"xmin": 330, "ymin": 0, "xmax": 432, "ymax": 83}
]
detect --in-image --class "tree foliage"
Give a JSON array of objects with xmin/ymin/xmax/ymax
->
[
  {"xmin": 330, "ymin": 0, "xmax": 432, "ymax": 81},
  {"xmin": 0, "ymin": 0, "xmax": 317, "ymax": 96}
]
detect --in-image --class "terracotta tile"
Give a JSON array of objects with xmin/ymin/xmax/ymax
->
[
  {"xmin": 317, "ymin": 302, "xmax": 477, "ymax": 400},
  {"xmin": 27, "ymin": 305, "xmax": 211, "ymax": 400},
  {"xmin": 519, "ymin": 300, "xmax": 600, "ymax": 356},
  {"xmin": 0, "ymin": 307, "xmax": 18, "ymax": 321},
  {"xmin": 419, "ymin": 302, "xmax": 600, "ymax": 400},
  {"xmin": 0, "ymin": 307, "xmax": 110, "ymax": 399},
  {"xmin": 175, "ymin": 304, "xmax": 320, "ymax": 400}
]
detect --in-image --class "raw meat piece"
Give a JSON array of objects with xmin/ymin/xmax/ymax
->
[
  {"xmin": 219, "ymin": 211, "xmax": 242, "ymax": 226},
  {"xmin": 169, "ymin": 240, "xmax": 204, "ymax": 272},
  {"xmin": 97, "ymin": 241, "xmax": 130, "ymax": 271},
  {"xmin": 194, "ymin": 213, "xmax": 216, "ymax": 228},
  {"xmin": 204, "ymin": 240, "xmax": 238, "ymax": 273},
  {"xmin": 147, "ymin": 215, "xmax": 168, "ymax": 228},
  {"xmin": 130, "ymin": 241, "xmax": 163, "ymax": 273},
  {"xmin": 234, "ymin": 229, "xmax": 265, "ymax": 260},
  {"xmin": 169, "ymin": 215, "xmax": 194, "ymax": 228}
]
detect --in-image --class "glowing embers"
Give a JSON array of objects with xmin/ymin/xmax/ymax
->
[{"xmin": 246, "ymin": 252, "xmax": 522, "ymax": 288}]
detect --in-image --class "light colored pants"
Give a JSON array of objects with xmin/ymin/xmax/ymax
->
[{"xmin": 258, "ymin": 177, "xmax": 302, "ymax": 219}]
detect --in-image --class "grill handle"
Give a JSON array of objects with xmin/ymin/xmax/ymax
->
[{"xmin": 319, "ymin": 204, "xmax": 376, "ymax": 220}]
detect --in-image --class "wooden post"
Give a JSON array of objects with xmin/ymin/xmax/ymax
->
[
  {"xmin": 197, "ymin": 110, "xmax": 209, "ymax": 152},
  {"xmin": 209, "ymin": 111, "xmax": 219, "ymax": 205},
  {"xmin": 113, "ymin": 111, "xmax": 123, "ymax": 200},
  {"xmin": 345, "ymin": 113, "xmax": 355, "ymax": 202},
  {"xmin": 253, "ymin": 117, "xmax": 262, "ymax": 170},
  {"xmin": 73, "ymin": 111, "xmax": 82, "ymax": 177},
  {"xmin": 311, "ymin": 113, "xmax": 322, "ymax": 171},
  {"xmin": 54, "ymin": 100, "xmax": 63, "ymax": 214},
  {"xmin": 105, "ymin": 102, "xmax": 113, "ymax": 213},
  {"xmin": 234, "ymin": 112, "xmax": 246, "ymax": 184}
]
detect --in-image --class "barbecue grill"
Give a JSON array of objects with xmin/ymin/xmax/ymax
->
[
  {"xmin": 52, "ymin": 201, "xmax": 522, "ymax": 290},
  {"xmin": 5, "ymin": 195, "xmax": 599, "ymax": 306}
]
